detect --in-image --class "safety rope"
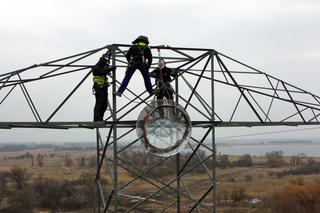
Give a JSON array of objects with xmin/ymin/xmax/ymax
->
[
  {"xmin": 155, "ymin": 48, "xmax": 165, "ymax": 207},
  {"xmin": 115, "ymin": 83, "xmax": 155, "ymax": 103},
  {"xmin": 154, "ymin": 47, "xmax": 174, "ymax": 100}
]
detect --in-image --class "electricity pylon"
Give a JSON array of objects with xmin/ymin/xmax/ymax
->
[{"xmin": 1, "ymin": 44, "xmax": 320, "ymax": 212}]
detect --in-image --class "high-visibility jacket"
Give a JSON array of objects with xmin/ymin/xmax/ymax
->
[
  {"xmin": 92, "ymin": 57, "xmax": 112, "ymax": 87},
  {"xmin": 93, "ymin": 75, "xmax": 108, "ymax": 87}
]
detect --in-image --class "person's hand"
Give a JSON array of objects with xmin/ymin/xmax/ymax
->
[
  {"xmin": 102, "ymin": 51, "xmax": 110, "ymax": 58},
  {"xmin": 109, "ymin": 66, "xmax": 116, "ymax": 72},
  {"xmin": 171, "ymin": 68, "xmax": 179, "ymax": 76}
]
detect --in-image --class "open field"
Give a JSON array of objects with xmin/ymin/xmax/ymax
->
[{"xmin": 0, "ymin": 147, "xmax": 319, "ymax": 212}]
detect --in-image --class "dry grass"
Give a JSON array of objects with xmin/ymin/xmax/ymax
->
[{"xmin": 1, "ymin": 149, "xmax": 320, "ymax": 212}]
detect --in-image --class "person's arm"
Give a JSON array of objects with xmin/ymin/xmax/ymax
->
[
  {"xmin": 170, "ymin": 68, "xmax": 178, "ymax": 77},
  {"xmin": 104, "ymin": 66, "xmax": 116, "ymax": 75},
  {"xmin": 126, "ymin": 46, "xmax": 132, "ymax": 62},
  {"xmin": 149, "ymin": 68, "xmax": 158, "ymax": 78},
  {"xmin": 146, "ymin": 47, "xmax": 152, "ymax": 69},
  {"xmin": 94, "ymin": 66, "xmax": 115, "ymax": 76}
]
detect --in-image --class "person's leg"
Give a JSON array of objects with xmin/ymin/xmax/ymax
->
[
  {"xmin": 161, "ymin": 83, "xmax": 174, "ymax": 101},
  {"xmin": 157, "ymin": 89, "xmax": 164, "ymax": 100},
  {"xmin": 155, "ymin": 90, "xmax": 165, "ymax": 117},
  {"xmin": 157, "ymin": 95, "xmax": 165, "ymax": 118},
  {"xmin": 166, "ymin": 90, "xmax": 175, "ymax": 119},
  {"xmin": 165, "ymin": 92, "xmax": 173, "ymax": 101},
  {"xmin": 117, "ymin": 64, "xmax": 136, "ymax": 94},
  {"xmin": 94, "ymin": 87, "xmax": 107, "ymax": 121},
  {"xmin": 101, "ymin": 87, "xmax": 108, "ymax": 117},
  {"xmin": 138, "ymin": 64, "xmax": 153, "ymax": 94}
]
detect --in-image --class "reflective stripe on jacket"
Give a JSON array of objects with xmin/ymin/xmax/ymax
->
[
  {"xmin": 93, "ymin": 75, "xmax": 108, "ymax": 87},
  {"xmin": 136, "ymin": 42, "xmax": 147, "ymax": 47}
]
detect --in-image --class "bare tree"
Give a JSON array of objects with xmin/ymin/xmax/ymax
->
[
  {"xmin": 237, "ymin": 154, "xmax": 253, "ymax": 167},
  {"xmin": 31, "ymin": 155, "xmax": 34, "ymax": 167},
  {"xmin": 41, "ymin": 179, "xmax": 62, "ymax": 211},
  {"xmin": 230, "ymin": 187, "xmax": 247, "ymax": 203},
  {"xmin": 265, "ymin": 151, "xmax": 286, "ymax": 167},
  {"xmin": 0, "ymin": 171, "xmax": 9, "ymax": 197},
  {"xmin": 7, "ymin": 187, "xmax": 35, "ymax": 213},
  {"xmin": 37, "ymin": 154, "xmax": 44, "ymax": 167},
  {"xmin": 9, "ymin": 166, "xmax": 31, "ymax": 190},
  {"xmin": 64, "ymin": 155, "xmax": 74, "ymax": 168},
  {"xmin": 218, "ymin": 153, "xmax": 230, "ymax": 169},
  {"xmin": 289, "ymin": 153, "xmax": 307, "ymax": 166},
  {"xmin": 88, "ymin": 155, "xmax": 97, "ymax": 168},
  {"xmin": 79, "ymin": 156, "xmax": 86, "ymax": 168},
  {"xmin": 79, "ymin": 172, "xmax": 96, "ymax": 210}
]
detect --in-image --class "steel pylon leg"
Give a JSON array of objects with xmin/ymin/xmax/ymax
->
[{"xmin": 211, "ymin": 52, "xmax": 216, "ymax": 213}]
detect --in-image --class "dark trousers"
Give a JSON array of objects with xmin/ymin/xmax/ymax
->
[
  {"xmin": 155, "ymin": 83, "xmax": 174, "ymax": 118},
  {"xmin": 94, "ymin": 86, "xmax": 108, "ymax": 121},
  {"xmin": 118, "ymin": 63, "xmax": 153, "ymax": 94},
  {"xmin": 156, "ymin": 83, "xmax": 174, "ymax": 100}
]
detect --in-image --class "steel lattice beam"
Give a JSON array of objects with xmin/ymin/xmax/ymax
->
[{"xmin": 1, "ymin": 44, "xmax": 320, "ymax": 212}]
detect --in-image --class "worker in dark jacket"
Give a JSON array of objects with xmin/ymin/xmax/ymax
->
[
  {"xmin": 150, "ymin": 59, "xmax": 177, "ymax": 100},
  {"xmin": 92, "ymin": 53, "xmax": 116, "ymax": 121},
  {"xmin": 113, "ymin": 35, "xmax": 153, "ymax": 97}
]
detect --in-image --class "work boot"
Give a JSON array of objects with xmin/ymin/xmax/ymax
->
[
  {"xmin": 149, "ymin": 89, "xmax": 155, "ymax": 96},
  {"xmin": 113, "ymin": 91, "xmax": 122, "ymax": 97}
]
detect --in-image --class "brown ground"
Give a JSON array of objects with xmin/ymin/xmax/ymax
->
[{"xmin": 0, "ymin": 149, "xmax": 319, "ymax": 212}]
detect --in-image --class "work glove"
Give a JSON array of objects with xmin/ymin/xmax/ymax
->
[
  {"xmin": 108, "ymin": 66, "xmax": 116, "ymax": 72},
  {"xmin": 102, "ymin": 51, "xmax": 110, "ymax": 58}
]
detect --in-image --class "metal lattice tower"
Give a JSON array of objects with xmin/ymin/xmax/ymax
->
[{"xmin": 1, "ymin": 44, "xmax": 320, "ymax": 212}]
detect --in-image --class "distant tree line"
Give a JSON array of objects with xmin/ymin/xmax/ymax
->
[
  {"xmin": 3, "ymin": 152, "xmax": 97, "ymax": 169},
  {"xmin": 119, "ymin": 149, "xmax": 314, "ymax": 178},
  {"xmin": 119, "ymin": 150, "xmax": 256, "ymax": 178},
  {"xmin": 0, "ymin": 143, "xmax": 95, "ymax": 152},
  {"xmin": 0, "ymin": 144, "xmax": 57, "ymax": 152},
  {"xmin": 216, "ymin": 153, "xmax": 253, "ymax": 168}
]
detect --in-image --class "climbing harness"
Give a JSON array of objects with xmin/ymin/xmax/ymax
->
[{"xmin": 154, "ymin": 47, "xmax": 174, "ymax": 100}]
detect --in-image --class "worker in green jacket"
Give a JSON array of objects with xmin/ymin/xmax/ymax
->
[
  {"xmin": 92, "ymin": 53, "xmax": 116, "ymax": 121},
  {"xmin": 113, "ymin": 35, "xmax": 153, "ymax": 97}
]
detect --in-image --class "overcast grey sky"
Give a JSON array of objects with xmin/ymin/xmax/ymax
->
[{"xmin": 1, "ymin": 0, "xmax": 320, "ymax": 142}]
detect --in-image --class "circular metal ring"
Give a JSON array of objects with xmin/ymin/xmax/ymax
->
[{"xmin": 136, "ymin": 100, "xmax": 192, "ymax": 157}]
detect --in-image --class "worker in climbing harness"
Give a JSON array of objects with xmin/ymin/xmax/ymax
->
[
  {"xmin": 113, "ymin": 35, "xmax": 153, "ymax": 97},
  {"xmin": 92, "ymin": 51, "xmax": 116, "ymax": 121},
  {"xmin": 150, "ymin": 59, "xmax": 177, "ymax": 100}
]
